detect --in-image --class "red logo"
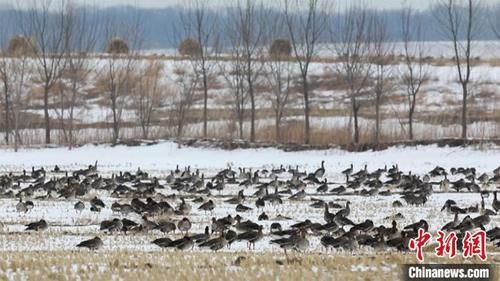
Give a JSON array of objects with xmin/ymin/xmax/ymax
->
[
  {"xmin": 435, "ymin": 231, "xmax": 458, "ymax": 258},
  {"xmin": 462, "ymin": 231, "xmax": 487, "ymax": 261},
  {"xmin": 409, "ymin": 229, "xmax": 432, "ymax": 262},
  {"xmin": 409, "ymin": 229, "xmax": 487, "ymax": 262}
]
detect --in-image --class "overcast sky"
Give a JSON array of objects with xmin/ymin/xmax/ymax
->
[{"xmin": 1, "ymin": 0, "xmax": 500, "ymax": 10}]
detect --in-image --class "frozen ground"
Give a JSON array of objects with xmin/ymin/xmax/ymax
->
[{"xmin": 0, "ymin": 142, "xmax": 499, "ymax": 254}]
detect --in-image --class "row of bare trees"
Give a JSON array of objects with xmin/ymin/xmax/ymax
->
[{"xmin": 0, "ymin": 0, "xmax": 498, "ymax": 149}]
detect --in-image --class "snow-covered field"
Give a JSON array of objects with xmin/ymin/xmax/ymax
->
[{"xmin": 0, "ymin": 142, "xmax": 499, "ymax": 253}]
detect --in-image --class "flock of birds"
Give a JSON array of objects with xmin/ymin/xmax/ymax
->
[{"xmin": 0, "ymin": 161, "xmax": 500, "ymax": 260}]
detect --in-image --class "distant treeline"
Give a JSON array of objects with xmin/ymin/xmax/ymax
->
[{"xmin": 0, "ymin": 4, "xmax": 499, "ymax": 50}]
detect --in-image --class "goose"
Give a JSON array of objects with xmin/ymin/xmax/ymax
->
[
  {"xmin": 198, "ymin": 233, "xmax": 227, "ymax": 251},
  {"xmin": 386, "ymin": 231, "xmax": 410, "ymax": 251},
  {"xmin": 177, "ymin": 218, "xmax": 192, "ymax": 235},
  {"xmin": 330, "ymin": 185, "xmax": 346, "ymax": 195},
  {"xmin": 441, "ymin": 213, "xmax": 459, "ymax": 232},
  {"xmin": 169, "ymin": 236, "xmax": 194, "ymax": 250},
  {"xmin": 225, "ymin": 190, "xmax": 245, "ymax": 205},
  {"xmin": 270, "ymin": 223, "xmax": 282, "ymax": 234},
  {"xmin": 336, "ymin": 201, "xmax": 351, "ymax": 218},
  {"xmin": 121, "ymin": 218, "xmax": 139, "ymax": 233},
  {"xmin": 350, "ymin": 219, "xmax": 374, "ymax": 233},
  {"xmin": 453, "ymin": 216, "xmax": 475, "ymax": 232},
  {"xmin": 472, "ymin": 214, "xmax": 490, "ymax": 227},
  {"xmin": 392, "ymin": 200, "xmax": 403, "ymax": 208},
  {"xmin": 225, "ymin": 230, "xmax": 237, "ymax": 248},
  {"xmin": 316, "ymin": 179, "xmax": 328, "ymax": 193},
  {"xmin": 324, "ymin": 205, "xmax": 335, "ymax": 223},
  {"xmin": 341, "ymin": 164, "xmax": 353, "ymax": 182},
  {"xmin": 76, "ymin": 237, "xmax": 103, "ymax": 250},
  {"xmin": 141, "ymin": 216, "xmax": 158, "ymax": 232},
  {"xmin": 211, "ymin": 217, "xmax": 227, "ymax": 234},
  {"xmin": 290, "ymin": 219, "xmax": 312, "ymax": 229},
  {"xmin": 90, "ymin": 196, "xmax": 106, "ymax": 209},
  {"xmin": 25, "ymin": 219, "xmax": 48, "ymax": 231},
  {"xmin": 334, "ymin": 214, "xmax": 355, "ymax": 227},
  {"xmin": 310, "ymin": 198, "xmax": 326, "ymax": 209},
  {"xmin": 321, "ymin": 221, "xmax": 339, "ymax": 233},
  {"xmin": 235, "ymin": 216, "xmax": 260, "ymax": 232},
  {"xmin": 493, "ymin": 191, "xmax": 500, "ymax": 212},
  {"xmin": 321, "ymin": 231, "xmax": 358, "ymax": 250},
  {"xmin": 404, "ymin": 219, "xmax": 429, "ymax": 233},
  {"xmin": 480, "ymin": 197, "xmax": 496, "ymax": 216},
  {"xmin": 236, "ymin": 225, "xmax": 264, "ymax": 250},
  {"xmin": 177, "ymin": 198, "xmax": 191, "ymax": 215},
  {"xmin": 207, "ymin": 234, "xmax": 229, "ymax": 251},
  {"xmin": 289, "ymin": 189, "xmax": 306, "ymax": 201},
  {"xmin": 313, "ymin": 161, "xmax": 326, "ymax": 178},
  {"xmin": 107, "ymin": 219, "xmax": 123, "ymax": 233},
  {"xmin": 271, "ymin": 229, "xmax": 309, "ymax": 262},
  {"xmin": 157, "ymin": 220, "xmax": 176, "ymax": 234},
  {"xmin": 16, "ymin": 198, "xmax": 27, "ymax": 213},
  {"xmin": 198, "ymin": 200, "xmax": 215, "ymax": 213},
  {"xmin": 151, "ymin": 237, "xmax": 172, "ymax": 248},
  {"xmin": 236, "ymin": 203, "xmax": 253, "ymax": 212},
  {"xmin": 271, "ymin": 165, "xmax": 285, "ymax": 175},
  {"xmin": 255, "ymin": 197, "xmax": 265, "ymax": 209},
  {"xmin": 258, "ymin": 212, "xmax": 269, "ymax": 221},
  {"xmin": 190, "ymin": 226, "xmax": 210, "ymax": 243}
]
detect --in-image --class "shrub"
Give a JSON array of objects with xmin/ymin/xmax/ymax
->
[
  {"xmin": 106, "ymin": 38, "xmax": 129, "ymax": 54},
  {"xmin": 7, "ymin": 35, "xmax": 38, "ymax": 56},
  {"xmin": 178, "ymin": 38, "xmax": 201, "ymax": 57},
  {"xmin": 269, "ymin": 38, "xmax": 292, "ymax": 58}
]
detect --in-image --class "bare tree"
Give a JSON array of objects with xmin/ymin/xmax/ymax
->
[
  {"xmin": 7, "ymin": 53, "xmax": 32, "ymax": 151},
  {"xmin": 221, "ymin": 28, "xmax": 248, "ymax": 140},
  {"xmin": 284, "ymin": 0, "xmax": 329, "ymax": 145},
  {"xmin": 0, "ymin": 32, "xmax": 10, "ymax": 145},
  {"xmin": 333, "ymin": 5, "xmax": 373, "ymax": 144},
  {"xmin": 178, "ymin": 0, "xmax": 220, "ymax": 139},
  {"xmin": 61, "ymin": 4, "xmax": 99, "ymax": 149},
  {"xmin": 101, "ymin": 12, "xmax": 142, "ymax": 144},
  {"xmin": 370, "ymin": 13, "xmax": 394, "ymax": 145},
  {"xmin": 265, "ymin": 16, "xmax": 294, "ymax": 143},
  {"xmin": 170, "ymin": 63, "xmax": 199, "ymax": 146},
  {"xmin": 19, "ymin": 0, "xmax": 69, "ymax": 144},
  {"xmin": 229, "ymin": 0, "xmax": 268, "ymax": 142},
  {"xmin": 135, "ymin": 60, "xmax": 163, "ymax": 139},
  {"xmin": 400, "ymin": 7, "xmax": 429, "ymax": 141},
  {"xmin": 434, "ymin": 0, "xmax": 482, "ymax": 142}
]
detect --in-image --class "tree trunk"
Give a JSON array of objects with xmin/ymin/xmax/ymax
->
[
  {"xmin": 375, "ymin": 94, "xmax": 380, "ymax": 145},
  {"xmin": 112, "ymin": 96, "xmax": 119, "ymax": 144},
  {"xmin": 202, "ymin": 70, "xmax": 208, "ymax": 138},
  {"xmin": 248, "ymin": 69, "xmax": 256, "ymax": 143},
  {"xmin": 275, "ymin": 113, "xmax": 280, "ymax": 143},
  {"xmin": 44, "ymin": 85, "xmax": 51, "ymax": 144},
  {"xmin": 461, "ymin": 83, "xmax": 467, "ymax": 142},
  {"xmin": 353, "ymin": 100, "xmax": 359, "ymax": 144},
  {"xmin": 408, "ymin": 111, "xmax": 414, "ymax": 141},
  {"xmin": 303, "ymin": 75, "xmax": 310, "ymax": 145},
  {"xmin": 3, "ymin": 80, "xmax": 9, "ymax": 145}
]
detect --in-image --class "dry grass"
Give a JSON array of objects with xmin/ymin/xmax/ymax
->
[{"xmin": 0, "ymin": 250, "xmax": 497, "ymax": 281}]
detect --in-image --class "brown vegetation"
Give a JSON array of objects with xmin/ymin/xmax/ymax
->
[
  {"xmin": 106, "ymin": 38, "xmax": 129, "ymax": 54},
  {"xmin": 178, "ymin": 37, "xmax": 201, "ymax": 57}
]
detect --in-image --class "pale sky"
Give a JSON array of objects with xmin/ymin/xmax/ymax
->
[{"xmin": 1, "ymin": 0, "xmax": 500, "ymax": 10}]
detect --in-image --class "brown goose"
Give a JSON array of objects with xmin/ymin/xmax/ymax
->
[
  {"xmin": 493, "ymin": 192, "xmax": 500, "ymax": 213},
  {"xmin": 177, "ymin": 217, "xmax": 192, "ymax": 235},
  {"xmin": 25, "ymin": 219, "xmax": 48, "ymax": 231},
  {"xmin": 236, "ymin": 225, "xmax": 264, "ymax": 250},
  {"xmin": 76, "ymin": 236, "xmax": 103, "ymax": 250}
]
